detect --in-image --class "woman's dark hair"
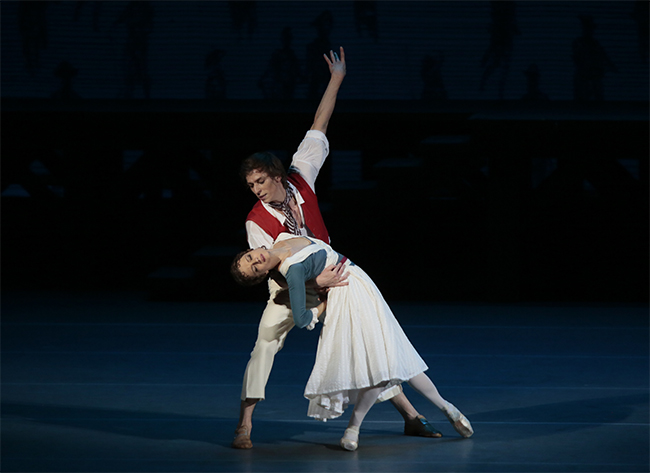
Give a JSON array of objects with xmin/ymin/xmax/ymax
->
[
  {"xmin": 230, "ymin": 249, "xmax": 268, "ymax": 286},
  {"xmin": 239, "ymin": 152, "xmax": 289, "ymax": 189}
]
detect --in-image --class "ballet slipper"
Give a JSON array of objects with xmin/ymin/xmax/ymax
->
[
  {"xmin": 442, "ymin": 402, "xmax": 474, "ymax": 438},
  {"xmin": 340, "ymin": 426, "xmax": 359, "ymax": 451},
  {"xmin": 232, "ymin": 426, "xmax": 253, "ymax": 449},
  {"xmin": 404, "ymin": 415, "xmax": 443, "ymax": 438}
]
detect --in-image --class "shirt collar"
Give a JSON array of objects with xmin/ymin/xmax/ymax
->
[{"xmin": 262, "ymin": 182, "xmax": 303, "ymax": 220}]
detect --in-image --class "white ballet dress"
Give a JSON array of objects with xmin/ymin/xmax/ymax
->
[{"xmin": 276, "ymin": 233, "xmax": 429, "ymax": 421}]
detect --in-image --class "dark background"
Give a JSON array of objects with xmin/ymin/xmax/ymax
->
[{"xmin": 2, "ymin": 1, "xmax": 648, "ymax": 304}]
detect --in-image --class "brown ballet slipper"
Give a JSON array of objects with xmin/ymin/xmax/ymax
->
[
  {"xmin": 232, "ymin": 426, "xmax": 253, "ymax": 449},
  {"xmin": 404, "ymin": 415, "xmax": 443, "ymax": 438}
]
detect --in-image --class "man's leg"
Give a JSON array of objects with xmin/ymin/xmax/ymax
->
[
  {"xmin": 233, "ymin": 284, "xmax": 294, "ymax": 449},
  {"xmin": 232, "ymin": 397, "xmax": 259, "ymax": 449},
  {"xmin": 389, "ymin": 387, "xmax": 443, "ymax": 438},
  {"xmin": 233, "ymin": 283, "xmax": 320, "ymax": 448},
  {"xmin": 237, "ymin": 398, "xmax": 259, "ymax": 434}
]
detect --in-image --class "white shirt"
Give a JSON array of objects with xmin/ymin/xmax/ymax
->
[{"xmin": 246, "ymin": 130, "xmax": 329, "ymax": 249}]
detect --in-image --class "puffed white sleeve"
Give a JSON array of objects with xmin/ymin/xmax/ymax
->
[
  {"xmin": 289, "ymin": 130, "xmax": 329, "ymax": 192},
  {"xmin": 245, "ymin": 220, "xmax": 274, "ymax": 249}
]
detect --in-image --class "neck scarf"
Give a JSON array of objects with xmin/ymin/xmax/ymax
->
[{"xmin": 269, "ymin": 186, "xmax": 299, "ymax": 235}]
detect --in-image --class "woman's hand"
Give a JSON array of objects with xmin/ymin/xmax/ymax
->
[
  {"xmin": 323, "ymin": 47, "xmax": 346, "ymax": 81},
  {"xmin": 314, "ymin": 262, "xmax": 349, "ymax": 289}
]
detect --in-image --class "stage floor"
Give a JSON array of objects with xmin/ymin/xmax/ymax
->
[{"xmin": 2, "ymin": 290, "xmax": 648, "ymax": 472}]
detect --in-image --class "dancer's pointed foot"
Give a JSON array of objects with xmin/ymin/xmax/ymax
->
[
  {"xmin": 404, "ymin": 415, "xmax": 443, "ymax": 438},
  {"xmin": 232, "ymin": 426, "xmax": 253, "ymax": 449},
  {"xmin": 442, "ymin": 402, "xmax": 474, "ymax": 438},
  {"xmin": 340, "ymin": 426, "xmax": 359, "ymax": 451}
]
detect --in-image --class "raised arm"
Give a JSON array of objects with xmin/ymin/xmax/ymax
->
[{"xmin": 311, "ymin": 47, "xmax": 346, "ymax": 134}]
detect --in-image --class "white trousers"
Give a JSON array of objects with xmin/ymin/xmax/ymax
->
[{"xmin": 240, "ymin": 277, "xmax": 320, "ymax": 400}]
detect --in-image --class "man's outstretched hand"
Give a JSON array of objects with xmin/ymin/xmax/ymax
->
[{"xmin": 324, "ymin": 46, "xmax": 346, "ymax": 80}]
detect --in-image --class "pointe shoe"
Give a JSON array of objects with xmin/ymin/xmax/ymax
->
[
  {"xmin": 404, "ymin": 415, "xmax": 443, "ymax": 438},
  {"xmin": 340, "ymin": 427, "xmax": 359, "ymax": 451},
  {"xmin": 232, "ymin": 426, "xmax": 253, "ymax": 449},
  {"xmin": 442, "ymin": 402, "xmax": 474, "ymax": 438}
]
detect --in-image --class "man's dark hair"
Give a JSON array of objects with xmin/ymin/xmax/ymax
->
[
  {"xmin": 230, "ymin": 249, "xmax": 269, "ymax": 286},
  {"xmin": 240, "ymin": 152, "xmax": 289, "ymax": 189}
]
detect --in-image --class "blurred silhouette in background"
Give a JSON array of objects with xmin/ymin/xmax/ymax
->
[
  {"xmin": 305, "ymin": 11, "xmax": 334, "ymax": 101},
  {"xmin": 113, "ymin": 1, "xmax": 154, "ymax": 99},
  {"xmin": 73, "ymin": 0, "xmax": 102, "ymax": 32},
  {"xmin": 354, "ymin": 1, "xmax": 378, "ymax": 41},
  {"xmin": 630, "ymin": 0, "xmax": 648, "ymax": 63},
  {"xmin": 51, "ymin": 60, "xmax": 81, "ymax": 100},
  {"xmin": 258, "ymin": 27, "xmax": 301, "ymax": 100},
  {"xmin": 420, "ymin": 51, "xmax": 448, "ymax": 102},
  {"xmin": 520, "ymin": 64, "xmax": 549, "ymax": 102},
  {"xmin": 572, "ymin": 14, "xmax": 617, "ymax": 102},
  {"xmin": 18, "ymin": 0, "xmax": 50, "ymax": 75},
  {"xmin": 229, "ymin": 1, "xmax": 257, "ymax": 40},
  {"xmin": 205, "ymin": 48, "xmax": 227, "ymax": 100},
  {"xmin": 479, "ymin": 1, "xmax": 520, "ymax": 100}
]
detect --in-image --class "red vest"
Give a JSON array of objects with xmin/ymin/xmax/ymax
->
[{"xmin": 246, "ymin": 173, "xmax": 330, "ymax": 243}]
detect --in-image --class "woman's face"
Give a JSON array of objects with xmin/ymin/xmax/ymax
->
[{"xmin": 238, "ymin": 248, "xmax": 274, "ymax": 279}]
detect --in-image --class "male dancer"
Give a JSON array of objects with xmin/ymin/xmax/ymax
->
[{"xmin": 233, "ymin": 47, "xmax": 442, "ymax": 449}]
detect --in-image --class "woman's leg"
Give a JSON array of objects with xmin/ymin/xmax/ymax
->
[
  {"xmin": 406, "ymin": 373, "xmax": 447, "ymax": 409},
  {"xmin": 408, "ymin": 373, "xmax": 474, "ymax": 438},
  {"xmin": 340, "ymin": 382, "xmax": 388, "ymax": 451}
]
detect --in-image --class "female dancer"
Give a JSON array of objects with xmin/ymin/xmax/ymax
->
[{"xmin": 231, "ymin": 233, "xmax": 473, "ymax": 451}]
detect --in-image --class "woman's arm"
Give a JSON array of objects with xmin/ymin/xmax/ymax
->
[
  {"xmin": 285, "ymin": 264, "xmax": 314, "ymax": 329},
  {"xmin": 283, "ymin": 250, "xmax": 331, "ymax": 329}
]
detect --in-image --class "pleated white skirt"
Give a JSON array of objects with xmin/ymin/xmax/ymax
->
[{"xmin": 304, "ymin": 264, "xmax": 428, "ymax": 421}]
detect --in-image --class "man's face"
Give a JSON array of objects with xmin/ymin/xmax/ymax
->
[{"xmin": 246, "ymin": 170, "xmax": 285, "ymax": 204}]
